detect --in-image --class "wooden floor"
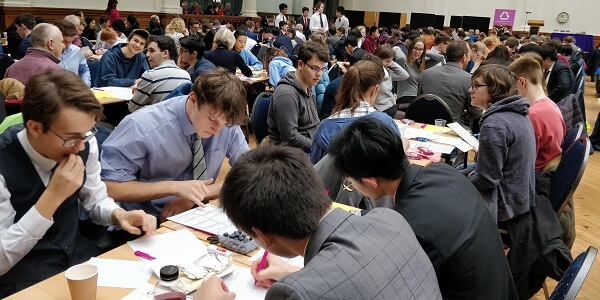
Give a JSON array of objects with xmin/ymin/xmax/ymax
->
[{"xmin": 217, "ymin": 78, "xmax": 600, "ymax": 299}]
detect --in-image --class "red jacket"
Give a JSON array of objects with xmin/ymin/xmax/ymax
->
[{"xmin": 361, "ymin": 35, "xmax": 379, "ymax": 54}]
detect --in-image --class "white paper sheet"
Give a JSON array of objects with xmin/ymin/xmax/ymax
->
[
  {"xmin": 101, "ymin": 86, "xmax": 134, "ymax": 100},
  {"xmin": 408, "ymin": 140, "xmax": 455, "ymax": 154},
  {"xmin": 447, "ymin": 122, "xmax": 479, "ymax": 151},
  {"xmin": 222, "ymin": 266, "xmax": 268, "ymax": 300},
  {"xmin": 248, "ymin": 249, "xmax": 304, "ymax": 268},
  {"xmin": 88, "ymin": 257, "xmax": 153, "ymax": 289},
  {"xmin": 121, "ymin": 282, "xmax": 155, "ymax": 300},
  {"xmin": 167, "ymin": 204, "xmax": 238, "ymax": 236}
]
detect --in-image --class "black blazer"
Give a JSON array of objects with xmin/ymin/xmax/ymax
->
[
  {"xmin": 547, "ymin": 61, "xmax": 575, "ymax": 103},
  {"xmin": 348, "ymin": 48, "xmax": 368, "ymax": 65},
  {"xmin": 204, "ymin": 45, "xmax": 252, "ymax": 76}
]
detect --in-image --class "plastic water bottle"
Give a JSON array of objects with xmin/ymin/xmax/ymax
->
[{"xmin": 153, "ymin": 265, "xmax": 186, "ymax": 300}]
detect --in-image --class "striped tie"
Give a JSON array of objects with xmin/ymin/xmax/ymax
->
[{"xmin": 193, "ymin": 134, "xmax": 207, "ymax": 181}]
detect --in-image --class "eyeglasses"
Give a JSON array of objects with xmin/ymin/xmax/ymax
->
[
  {"xmin": 342, "ymin": 178, "xmax": 354, "ymax": 192},
  {"xmin": 413, "ymin": 48, "xmax": 424, "ymax": 52},
  {"xmin": 303, "ymin": 62, "xmax": 328, "ymax": 73},
  {"xmin": 470, "ymin": 82, "xmax": 489, "ymax": 92},
  {"xmin": 48, "ymin": 126, "xmax": 98, "ymax": 148}
]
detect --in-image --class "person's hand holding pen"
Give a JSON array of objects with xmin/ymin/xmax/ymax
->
[{"xmin": 250, "ymin": 252, "xmax": 302, "ymax": 288}]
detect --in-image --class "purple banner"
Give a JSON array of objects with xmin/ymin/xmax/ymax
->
[{"xmin": 493, "ymin": 9, "xmax": 516, "ymax": 27}]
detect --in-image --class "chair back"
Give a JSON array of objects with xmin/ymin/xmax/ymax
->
[
  {"xmin": 550, "ymin": 137, "xmax": 590, "ymax": 213},
  {"xmin": 562, "ymin": 122, "xmax": 583, "ymax": 153},
  {"xmin": 251, "ymin": 91, "xmax": 272, "ymax": 144},
  {"xmin": 550, "ymin": 246, "xmax": 598, "ymax": 300},
  {"xmin": 250, "ymin": 43, "xmax": 261, "ymax": 56},
  {"xmin": 0, "ymin": 54, "xmax": 15, "ymax": 80},
  {"xmin": 328, "ymin": 64, "xmax": 340, "ymax": 81},
  {"xmin": 405, "ymin": 94, "xmax": 453, "ymax": 125}
]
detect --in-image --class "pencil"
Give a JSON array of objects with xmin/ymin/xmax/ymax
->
[{"xmin": 254, "ymin": 250, "xmax": 269, "ymax": 285}]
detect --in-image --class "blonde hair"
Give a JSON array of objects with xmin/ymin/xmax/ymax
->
[
  {"xmin": 166, "ymin": 18, "xmax": 186, "ymax": 34},
  {"xmin": 471, "ymin": 41, "xmax": 490, "ymax": 59},
  {"xmin": 482, "ymin": 36, "xmax": 501, "ymax": 51},
  {"xmin": 213, "ymin": 27, "xmax": 235, "ymax": 49}
]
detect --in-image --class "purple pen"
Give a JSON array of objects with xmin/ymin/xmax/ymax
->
[{"xmin": 134, "ymin": 251, "xmax": 156, "ymax": 260}]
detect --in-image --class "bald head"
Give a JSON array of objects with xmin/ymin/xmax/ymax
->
[{"xmin": 31, "ymin": 23, "xmax": 64, "ymax": 57}]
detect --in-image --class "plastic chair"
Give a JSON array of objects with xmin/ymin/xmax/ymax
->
[
  {"xmin": 251, "ymin": 92, "xmax": 272, "ymax": 144},
  {"xmin": 405, "ymin": 94, "xmax": 453, "ymax": 125},
  {"xmin": 550, "ymin": 137, "xmax": 590, "ymax": 214},
  {"xmin": 549, "ymin": 246, "xmax": 598, "ymax": 300},
  {"xmin": 561, "ymin": 122, "xmax": 583, "ymax": 153}
]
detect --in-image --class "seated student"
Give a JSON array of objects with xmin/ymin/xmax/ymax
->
[
  {"xmin": 464, "ymin": 64, "xmax": 536, "ymax": 223},
  {"xmin": 361, "ymin": 26, "xmax": 380, "ymax": 54},
  {"xmin": 373, "ymin": 44, "xmax": 409, "ymax": 119},
  {"xmin": 129, "ymin": 35, "xmax": 191, "ymax": 112},
  {"xmin": 0, "ymin": 70, "xmax": 156, "ymax": 297},
  {"xmin": 101, "ymin": 68, "xmax": 249, "ymax": 221},
  {"xmin": 5, "ymin": 23, "xmax": 64, "ymax": 86},
  {"xmin": 98, "ymin": 28, "xmax": 122, "ymax": 51},
  {"xmin": 203, "ymin": 27, "xmax": 252, "ymax": 76},
  {"xmin": 14, "ymin": 13, "xmax": 36, "ymax": 60},
  {"xmin": 343, "ymin": 35, "xmax": 368, "ymax": 66},
  {"xmin": 271, "ymin": 26, "xmax": 294, "ymax": 57},
  {"xmin": 54, "ymin": 20, "xmax": 92, "ymax": 86},
  {"xmin": 93, "ymin": 29, "xmax": 150, "ymax": 87},
  {"xmin": 509, "ymin": 54, "xmax": 566, "ymax": 172},
  {"xmin": 263, "ymin": 47, "xmax": 295, "ymax": 86},
  {"xmin": 268, "ymin": 42, "xmax": 327, "ymax": 153},
  {"xmin": 179, "ymin": 35, "xmax": 216, "ymax": 82},
  {"xmin": 540, "ymin": 45, "xmax": 575, "ymax": 103},
  {"xmin": 233, "ymin": 29, "xmax": 263, "ymax": 71},
  {"xmin": 310, "ymin": 59, "xmax": 399, "ymax": 164},
  {"xmin": 210, "ymin": 143, "xmax": 443, "ymax": 300},
  {"xmin": 327, "ymin": 118, "xmax": 518, "ymax": 299}
]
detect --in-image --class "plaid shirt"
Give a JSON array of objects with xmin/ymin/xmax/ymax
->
[{"xmin": 328, "ymin": 101, "xmax": 377, "ymax": 119}]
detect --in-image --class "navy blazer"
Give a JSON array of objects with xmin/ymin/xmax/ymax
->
[
  {"xmin": 547, "ymin": 61, "xmax": 575, "ymax": 103},
  {"xmin": 204, "ymin": 45, "xmax": 252, "ymax": 76},
  {"xmin": 246, "ymin": 29, "xmax": 259, "ymax": 43}
]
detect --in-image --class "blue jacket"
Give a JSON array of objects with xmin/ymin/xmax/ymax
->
[
  {"xmin": 189, "ymin": 57, "xmax": 216, "ymax": 82},
  {"xmin": 239, "ymin": 48, "xmax": 263, "ymax": 70},
  {"xmin": 310, "ymin": 111, "xmax": 399, "ymax": 164},
  {"xmin": 93, "ymin": 43, "xmax": 149, "ymax": 87},
  {"xmin": 312, "ymin": 71, "xmax": 330, "ymax": 111},
  {"xmin": 268, "ymin": 56, "xmax": 295, "ymax": 86}
]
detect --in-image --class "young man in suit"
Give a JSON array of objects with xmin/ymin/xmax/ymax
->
[
  {"xmin": 328, "ymin": 118, "xmax": 518, "ymax": 300},
  {"xmin": 540, "ymin": 45, "xmax": 575, "ymax": 103},
  {"xmin": 343, "ymin": 36, "xmax": 368, "ymax": 65},
  {"xmin": 0, "ymin": 70, "xmax": 156, "ymax": 297},
  {"xmin": 296, "ymin": 7, "xmax": 311, "ymax": 39},
  {"xmin": 210, "ymin": 143, "xmax": 442, "ymax": 300}
]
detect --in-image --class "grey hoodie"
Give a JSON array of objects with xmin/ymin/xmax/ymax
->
[
  {"xmin": 468, "ymin": 95, "xmax": 536, "ymax": 222},
  {"xmin": 268, "ymin": 71, "xmax": 320, "ymax": 152}
]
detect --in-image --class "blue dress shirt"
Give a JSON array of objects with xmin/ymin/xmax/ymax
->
[
  {"xmin": 59, "ymin": 44, "xmax": 92, "ymax": 86},
  {"xmin": 239, "ymin": 48, "xmax": 263, "ymax": 70},
  {"xmin": 100, "ymin": 95, "xmax": 250, "ymax": 216}
]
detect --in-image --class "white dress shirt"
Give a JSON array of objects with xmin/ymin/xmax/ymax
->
[
  {"xmin": 310, "ymin": 13, "xmax": 328, "ymax": 34},
  {"xmin": 334, "ymin": 16, "xmax": 350, "ymax": 35},
  {"xmin": 296, "ymin": 30, "xmax": 306, "ymax": 42},
  {"xmin": 274, "ymin": 13, "xmax": 287, "ymax": 27},
  {"xmin": 0, "ymin": 129, "xmax": 120, "ymax": 276}
]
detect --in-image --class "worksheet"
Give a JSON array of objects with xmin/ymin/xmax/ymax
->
[{"xmin": 167, "ymin": 204, "xmax": 238, "ymax": 235}]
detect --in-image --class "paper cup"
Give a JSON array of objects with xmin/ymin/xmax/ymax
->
[
  {"xmin": 435, "ymin": 119, "xmax": 447, "ymax": 127},
  {"xmin": 65, "ymin": 264, "xmax": 98, "ymax": 300}
]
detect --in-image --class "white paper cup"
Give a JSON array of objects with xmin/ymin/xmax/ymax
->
[
  {"xmin": 65, "ymin": 264, "xmax": 98, "ymax": 300},
  {"xmin": 435, "ymin": 119, "xmax": 447, "ymax": 127}
]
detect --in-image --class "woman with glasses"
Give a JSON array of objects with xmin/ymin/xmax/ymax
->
[
  {"xmin": 310, "ymin": 59, "xmax": 400, "ymax": 164},
  {"xmin": 463, "ymin": 64, "xmax": 535, "ymax": 223},
  {"xmin": 395, "ymin": 37, "xmax": 444, "ymax": 106}
]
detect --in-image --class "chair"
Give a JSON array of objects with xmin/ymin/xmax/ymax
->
[
  {"xmin": 549, "ymin": 246, "xmax": 598, "ymax": 300},
  {"xmin": 405, "ymin": 94, "xmax": 453, "ymax": 125},
  {"xmin": 550, "ymin": 137, "xmax": 590, "ymax": 214},
  {"xmin": 328, "ymin": 64, "xmax": 340, "ymax": 81},
  {"xmin": 250, "ymin": 43, "xmax": 261, "ymax": 56},
  {"xmin": 0, "ymin": 54, "xmax": 15, "ymax": 80},
  {"xmin": 251, "ymin": 91, "xmax": 272, "ymax": 144},
  {"xmin": 561, "ymin": 122, "xmax": 583, "ymax": 153}
]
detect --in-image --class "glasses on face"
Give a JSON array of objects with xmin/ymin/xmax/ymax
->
[
  {"xmin": 413, "ymin": 48, "xmax": 424, "ymax": 53},
  {"xmin": 342, "ymin": 178, "xmax": 354, "ymax": 192},
  {"xmin": 303, "ymin": 62, "xmax": 327, "ymax": 73},
  {"xmin": 48, "ymin": 126, "xmax": 98, "ymax": 148},
  {"xmin": 470, "ymin": 82, "xmax": 489, "ymax": 92}
]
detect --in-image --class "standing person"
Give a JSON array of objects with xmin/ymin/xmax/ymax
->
[
  {"xmin": 296, "ymin": 7, "xmax": 311, "ymax": 39},
  {"xmin": 274, "ymin": 3, "xmax": 288, "ymax": 27},
  {"xmin": 129, "ymin": 35, "xmax": 191, "ymax": 112},
  {"xmin": 310, "ymin": 2, "xmax": 327, "ymax": 35},
  {"xmin": 215, "ymin": 144, "xmax": 442, "ymax": 300},
  {"xmin": 106, "ymin": 0, "xmax": 119, "ymax": 27},
  {"xmin": 334, "ymin": 6, "xmax": 349, "ymax": 35},
  {"xmin": 0, "ymin": 70, "xmax": 156, "ymax": 298},
  {"xmin": 14, "ymin": 13, "xmax": 36, "ymax": 60},
  {"xmin": 464, "ymin": 64, "xmax": 536, "ymax": 223},
  {"xmin": 101, "ymin": 68, "xmax": 249, "ymax": 220},
  {"xmin": 268, "ymin": 42, "xmax": 328, "ymax": 152},
  {"xmin": 93, "ymin": 29, "xmax": 150, "ymax": 87}
]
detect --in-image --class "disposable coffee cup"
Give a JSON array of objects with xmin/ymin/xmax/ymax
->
[
  {"xmin": 435, "ymin": 119, "xmax": 447, "ymax": 127},
  {"xmin": 65, "ymin": 264, "xmax": 98, "ymax": 300}
]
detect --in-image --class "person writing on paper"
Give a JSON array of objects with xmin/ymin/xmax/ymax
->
[
  {"xmin": 101, "ymin": 68, "xmax": 250, "ymax": 224},
  {"xmin": 54, "ymin": 20, "xmax": 92, "ymax": 86},
  {"xmin": 216, "ymin": 143, "xmax": 443, "ymax": 299},
  {"xmin": 0, "ymin": 70, "xmax": 156, "ymax": 298},
  {"xmin": 93, "ymin": 29, "xmax": 150, "ymax": 87}
]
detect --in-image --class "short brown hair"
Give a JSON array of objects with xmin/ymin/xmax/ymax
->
[
  {"xmin": 192, "ymin": 67, "xmax": 247, "ymax": 126},
  {"xmin": 472, "ymin": 64, "xmax": 517, "ymax": 104},
  {"xmin": 374, "ymin": 44, "xmax": 395, "ymax": 60},
  {"xmin": 298, "ymin": 41, "xmax": 329, "ymax": 64},
  {"xmin": 53, "ymin": 19, "xmax": 78, "ymax": 38},
  {"xmin": 333, "ymin": 60, "xmax": 384, "ymax": 115},
  {"xmin": 509, "ymin": 53, "xmax": 545, "ymax": 86},
  {"xmin": 23, "ymin": 70, "xmax": 104, "ymax": 131}
]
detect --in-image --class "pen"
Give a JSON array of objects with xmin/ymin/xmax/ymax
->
[
  {"xmin": 254, "ymin": 250, "xmax": 269, "ymax": 285},
  {"xmin": 134, "ymin": 251, "xmax": 156, "ymax": 260}
]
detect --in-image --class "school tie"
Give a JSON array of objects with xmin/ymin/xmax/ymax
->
[
  {"xmin": 319, "ymin": 13, "xmax": 324, "ymax": 28},
  {"xmin": 193, "ymin": 134, "xmax": 207, "ymax": 181},
  {"xmin": 304, "ymin": 18, "xmax": 308, "ymax": 29}
]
